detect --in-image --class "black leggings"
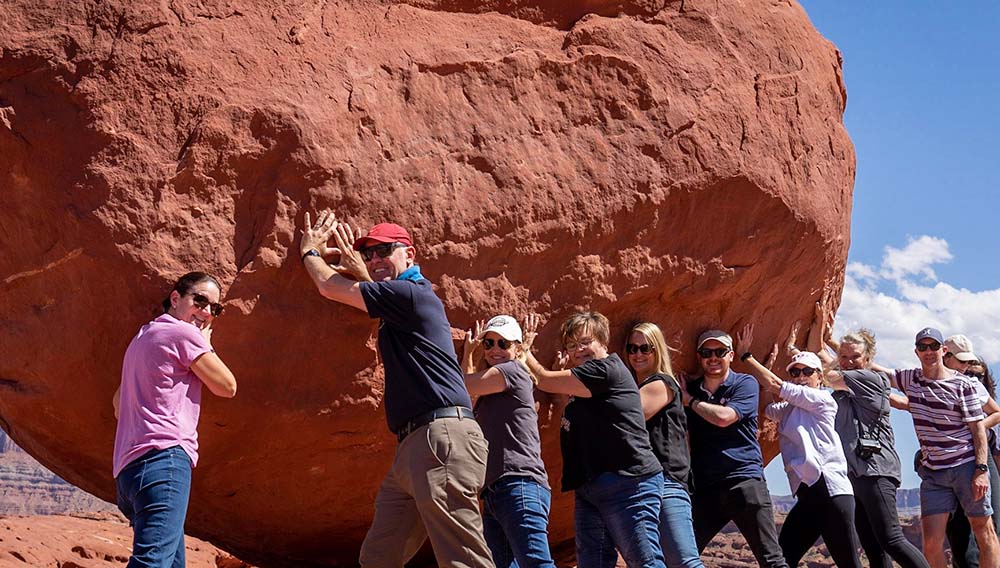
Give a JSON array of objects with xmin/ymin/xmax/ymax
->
[
  {"xmin": 779, "ymin": 475, "xmax": 862, "ymax": 568},
  {"xmin": 852, "ymin": 476, "xmax": 931, "ymax": 568}
]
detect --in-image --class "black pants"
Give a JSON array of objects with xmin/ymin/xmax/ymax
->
[
  {"xmin": 692, "ymin": 477, "xmax": 789, "ymax": 568},
  {"xmin": 852, "ymin": 475, "xmax": 930, "ymax": 568},
  {"xmin": 778, "ymin": 475, "xmax": 861, "ymax": 568}
]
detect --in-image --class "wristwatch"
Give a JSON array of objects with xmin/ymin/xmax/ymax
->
[
  {"xmin": 301, "ymin": 249, "xmax": 321, "ymax": 262},
  {"xmin": 976, "ymin": 463, "xmax": 989, "ymax": 473},
  {"xmin": 740, "ymin": 352, "xmax": 753, "ymax": 362}
]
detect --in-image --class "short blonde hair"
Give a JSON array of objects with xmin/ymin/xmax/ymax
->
[
  {"xmin": 560, "ymin": 312, "xmax": 610, "ymax": 348},
  {"xmin": 624, "ymin": 322, "xmax": 674, "ymax": 377},
  {"xmin": 840, "ymin": 328, "xmax": 877, "ymax": 362}
]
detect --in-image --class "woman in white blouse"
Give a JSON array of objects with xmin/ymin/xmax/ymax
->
[{"xmin": 736, "ymin": 324, "xmax": 862, "ymax": 568}]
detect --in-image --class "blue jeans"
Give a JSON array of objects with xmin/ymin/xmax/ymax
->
[
  {"xmin": 115, "ymin": 446, "xmax": 192, "ymax": 568},
  {"xmin": 659, "ymin": 477, "xmax": 703, "ymax": 568},
  {"xmin": 482, "ymin": 476, "xmax": 557, "ymax": 568},
  {"xmin": 574, "ymin": 471, "xmax": 666, "ymax": 568}
]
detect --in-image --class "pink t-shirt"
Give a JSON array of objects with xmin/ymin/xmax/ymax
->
[{"xmin": 113, "ymin": 313, "xmax": 212, "ymax": 478}]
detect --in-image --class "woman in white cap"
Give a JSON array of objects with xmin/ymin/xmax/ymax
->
[
  {"xmin": 462, "ymin": 315, "xmax": 556, "ymax": 568},
  {"xmin": 736, "ymin": 324, "xmax": 861, "ymax": 568}
]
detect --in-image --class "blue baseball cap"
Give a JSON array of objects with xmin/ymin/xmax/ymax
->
[{"xmin": 915, "ymin": 327, "xmax": 944, "ymax": 344}]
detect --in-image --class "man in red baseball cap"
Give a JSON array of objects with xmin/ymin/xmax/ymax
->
[{"xmin": 298, "ymin": 210, "xmax": 493, "ymax": 568}]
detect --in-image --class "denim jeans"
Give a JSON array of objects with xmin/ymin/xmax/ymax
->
[
  {"xmin": 115, "ymin": 446, "xmax": 192, "ymax": 568},
  {"xmin": 481, "ymin": 476, "xmax": 556, "ymax": 568},
  {"xmin": 574, "ymin": 471, "xmax": 666, "ymax": 568},
  {"xmin": 659, "ymin": 477, "xmax": 703, "ymax": 568}
]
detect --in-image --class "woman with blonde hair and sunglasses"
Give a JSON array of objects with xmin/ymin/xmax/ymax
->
[
  {"xmin": 623, "ymin": 322, "xmax": 703, "ymax": 568},
  {"xmin": 462, "ymin": 314, "xmax": 556, "ymax": 568}
]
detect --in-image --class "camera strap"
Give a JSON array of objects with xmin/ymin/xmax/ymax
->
[{"xmin": 848, "ymin": 372, "xmax": 888, "ymax": 445}]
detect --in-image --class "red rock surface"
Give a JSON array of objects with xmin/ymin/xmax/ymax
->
[
  {"xmin": 0, "ymin": 0, "xmax": 853, "ymax": 565},
  {"xmin": 0, "ymin": 514, "xmax": 252, "ymax": 568}
]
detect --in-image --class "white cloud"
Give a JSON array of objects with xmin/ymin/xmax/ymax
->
[
  {"xmin": 834, "ymin": 235, "xmax": 1000, "ymax": 370},
  {"xmin": 879, "ymin": 235, "xmax": 952, "ymax": 282}
]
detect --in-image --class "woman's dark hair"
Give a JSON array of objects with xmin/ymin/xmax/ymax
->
[
  {"xmin": 161, "ymin": 272, "xmax": 221, "ymax": 313},
  {"xmin": 970, "ymin": 361, "xmax": 996, "ymax": 399}
]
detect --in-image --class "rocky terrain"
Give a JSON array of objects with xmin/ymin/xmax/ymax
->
[
  {"xmin": 0, "ymin": 433, "xmax": 116, "ymax": 516},
  {"xmin": 1, "ymin": 0, "xmax": 855, "ymax": 564},
  {"xmin": 0, "ymin": 514, "xmax": 252, "ymax": 568}
]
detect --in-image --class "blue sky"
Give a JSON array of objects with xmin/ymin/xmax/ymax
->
[{"xmin": 765, "ymin": 2, "xmax": 1000, "ymax": 493}]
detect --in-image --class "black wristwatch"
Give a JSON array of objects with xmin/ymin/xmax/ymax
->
[
  {"xmin": 301, "ymin": 249, "xmax": 321, "ymax": 262},
  {"xmin": 740, "ymin": 352, "xmax": 753, "ymax": 362},
  {"xmin": 976, "ymin": 463, "xmax": 989, "ymax": 473}
]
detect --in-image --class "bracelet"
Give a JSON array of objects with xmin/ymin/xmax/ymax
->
[
  {"xmin": 740, "ymin": 351, "xmax": 753, "ymax": 362},
  {"xmin": 301, "ymin": 249, "xmax": 321, "ymax": 262}
]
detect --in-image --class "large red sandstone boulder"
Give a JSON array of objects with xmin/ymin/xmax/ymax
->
[{"xmin": 0, "ymin": 0, "xmax": 853, "ymax": 565}]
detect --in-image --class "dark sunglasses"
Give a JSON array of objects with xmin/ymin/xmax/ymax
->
[
  {"xmin": 788, "ymin": 367, "xmax": 817, "ymax": 378},
  {"xmin": 626, "ymin": 343, "xmax": 655, "ymax": 355},
  {"xmin": 915, "ymin": 342, "xmax": 941, "ymax": 352},
  {"xmin": 483, "ymin": 338, "xmax": 516, "ymax": 350},
  {"xmin": 189, "ymin": 293, "xmax": 224, "ymax": 316},
  {"xmin": 360, "ymin": 242, "xmax": 407, "ymax": 261},
  {"xmin": 697, "ymin": 347, "xmax": 730, "ymax": 359}
]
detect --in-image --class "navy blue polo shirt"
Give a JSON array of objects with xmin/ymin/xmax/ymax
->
[
  {"xmin": 685, "ymin": 371, "xmax": 764, "ymax": 488},
  {"xmin": 359, "ymin": 267, "xmax": 472, "ymax": 433}
]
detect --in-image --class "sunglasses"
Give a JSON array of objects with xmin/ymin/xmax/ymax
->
[
  {"xmin": 482, "ymin": 338, "xmax": 516, "ymax": 350},
  {"xmin": 915, "ymin": 342, "xmax": 941, "ymax": 352},
  {"xmin": 626, "ymin": 343, "xmax": 655, "ymax": 355},
  {"xmin": 360, "ymin": 242, "xmax": 407, "ymax": 261},
  {"xmin": 788, "ymin": 367, "xmax": 817, "ymax": 378},
  {"xmin": 697, "ymin": 347, "xmax": 730, "ymax": 359},
  {"xmin": 189, "ymin": 293, "xmax": 224, "ymax": 316},
  {"xmin": 565, "ymin": 338, "xmax": 595, "ymax": 351}
]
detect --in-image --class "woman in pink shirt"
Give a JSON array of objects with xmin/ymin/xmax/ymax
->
[{"xmin": 112, "ymin": 272, "xmax": 237, "ymax": 567}]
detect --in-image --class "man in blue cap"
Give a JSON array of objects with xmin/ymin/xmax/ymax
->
[
  {"xmin": 299, "ymin": 210, "xmax": 493, "ymax": 568},
  {"xmin": 886, "ymin": 327, "xmax": 999, "ymax": 568}
]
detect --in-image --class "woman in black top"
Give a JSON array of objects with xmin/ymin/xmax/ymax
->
[
  {"xmin": 525, "ymin": 311, "xmax": 666, "ymax": 568},
  {"xmin": 624, "ymin": 322, "xmax": 703, "ymax": 568}
]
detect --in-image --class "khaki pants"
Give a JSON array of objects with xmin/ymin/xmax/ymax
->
[{"xmin": 359, "ymin": 417, "xmax": 494, "ymax": 567}]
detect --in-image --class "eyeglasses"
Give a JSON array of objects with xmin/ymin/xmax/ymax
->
[
  {"xmin": 189, "ymin": 293, "xmax": 224, "ymax": 316},
  {"xmin": 697, "ymin": 347, "xmax": 730, "ymax": 359},
  {"xmin": 915, "ymin": 342, "xmax": 941, "ymax": 352},
  {"xmin": 565, "ymin": 338, "xmax": 595, "ymax": 351},
  {"xmin": 788, "ymin": 367, "xmax": 817, "ymax": 378},
  {"xmin": 482, "ymin": 338, "xmax": 516, "ymax": 350},
  {"xmin": 360, "ymin": 242, "xmax": 407, "ymax": 261},
  {"xmin": 626, "ymin": 343, "xmax": 654, "ymax": 355}
]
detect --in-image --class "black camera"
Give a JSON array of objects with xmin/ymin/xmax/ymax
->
[{"xmin": 856, "ymin": 437, "xmax": 882, "ymax": 459}]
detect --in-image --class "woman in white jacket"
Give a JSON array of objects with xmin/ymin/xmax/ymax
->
[{"xmin": 736, "ymin": 324, "xmax": 861, "ymax": 568}]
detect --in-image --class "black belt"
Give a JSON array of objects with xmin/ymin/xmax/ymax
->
[{"xmin": 396, "ymin": 406, "xmax": 475, "ymax": 442}]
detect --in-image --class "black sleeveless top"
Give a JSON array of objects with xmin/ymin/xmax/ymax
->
[{"xmin": 640, "ymin": 373, "xmax": 693, "ymax": 492}]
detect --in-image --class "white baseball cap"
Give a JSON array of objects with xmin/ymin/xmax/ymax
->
[
  {"xmin": 479, "ymin": 315, "xmax": 523, "ymax": 342},
  {"xmin": 786, "ymin": 351, "xmax": 823, "ymax": 373},
  {"xmin": 945, "ymin": 334, "xmax": 978, "ymax": 362}
]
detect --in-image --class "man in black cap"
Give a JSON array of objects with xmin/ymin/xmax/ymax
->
[{"xmin": 299, "ymin": 211, "xmax": 493, "ymax": 568}]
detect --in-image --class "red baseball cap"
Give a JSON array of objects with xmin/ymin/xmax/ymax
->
[{"xmin": 353, "ymin": 223, "xmax": 413, "ymax": 250}]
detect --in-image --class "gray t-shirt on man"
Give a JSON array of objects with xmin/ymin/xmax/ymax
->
[
  {"xmin": 473, "ymin": 360, "xmax": 550, "ymax": 489},
  {"xmin": 833, "ymin": 369, "xmax": 902, "ymax": 484}
]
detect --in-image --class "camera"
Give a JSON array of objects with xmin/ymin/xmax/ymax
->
[{"xmin": 856, "ymin": 437, "xmax": 882, "ymax": 459}]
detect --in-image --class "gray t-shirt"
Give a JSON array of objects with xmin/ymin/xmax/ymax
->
[
  {"xmin": 833, "ymin": 369, "xmax": 901, "ymax": 484},
  {"xmin": 473, "ymin": 360, "xmax": 550, "ymax": 489}
]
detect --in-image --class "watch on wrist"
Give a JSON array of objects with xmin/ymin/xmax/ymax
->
[
  {"xmin": 976, "ymin": 463, "xmax": 989, "ymax": 473},
  {"xmin": 301, "ymin": 249, "xmax": 321, "ymax": 262},
  {"xmin": 740, "ymin": 351, "xmax": 753, "ymax": 362}
]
